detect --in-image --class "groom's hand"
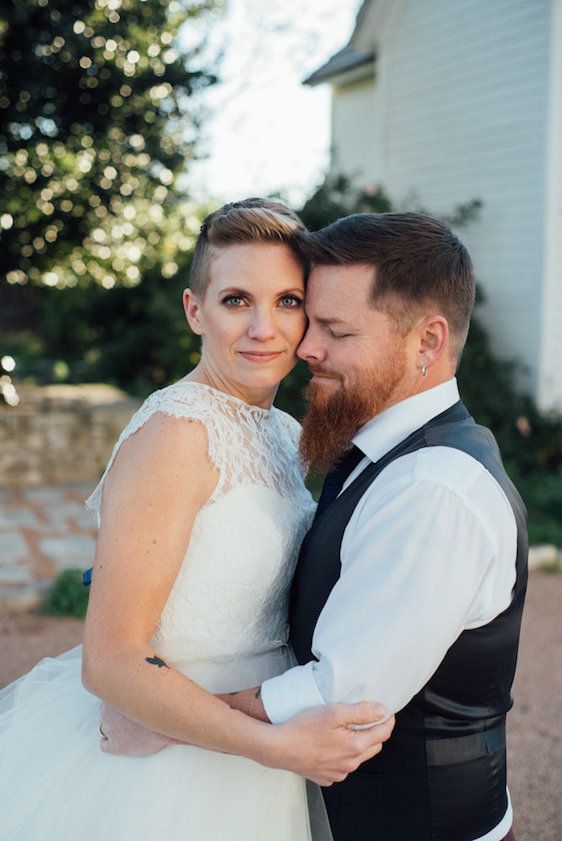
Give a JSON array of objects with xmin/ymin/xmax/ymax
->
[
  {"xmin": 98, "ymin": 702, "xmax": 181, "ymax": 756},
  {"xmin": 275, "ymin": 702, "xmax": 395, "ymax": 786}
]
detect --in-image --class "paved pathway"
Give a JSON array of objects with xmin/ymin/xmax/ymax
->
[{"xmin": 0, "ymin": 483, "xmax": 97, "ymax": 608}]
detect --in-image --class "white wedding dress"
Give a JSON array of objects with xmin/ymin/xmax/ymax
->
[{"xmin": 0, "ymin": 381, "xmax": 331, "ymax": 841}]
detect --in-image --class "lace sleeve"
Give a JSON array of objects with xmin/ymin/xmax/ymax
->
[{"xmin": 85, "ymin": 384, "xmax": 224, "ymax": 526}]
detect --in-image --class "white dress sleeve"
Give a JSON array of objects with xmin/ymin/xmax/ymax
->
[{"xmin": 84, "ymin": 383, "xmax": 224, "ymax": 526}]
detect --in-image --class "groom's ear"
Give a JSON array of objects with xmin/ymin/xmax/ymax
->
[
  {"xmin": 418, "ymin": 314, "xmax": 449, "ymax": 363},
  {"xmin": 183, "ymin": 288, "xmax": 204, "ymax": 336}
]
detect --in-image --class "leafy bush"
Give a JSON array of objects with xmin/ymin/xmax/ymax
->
[{"xmin": 40, "ymin": 568, "xmax": 90, "ymax": 619}]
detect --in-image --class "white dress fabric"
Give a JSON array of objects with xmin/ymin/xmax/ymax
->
[{"xmin": 0, "ymin": 381, "xmax": 329, "ymax": 841}]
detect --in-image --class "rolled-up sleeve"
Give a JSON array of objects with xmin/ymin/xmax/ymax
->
[{"xmin": 262, "ymin": 455, "xmax": 501, "ymax": 724}]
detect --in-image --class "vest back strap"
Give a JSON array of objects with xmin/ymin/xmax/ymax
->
[{"xmin": 425, "ymin": 724, "xmax": 506, "ymax": 766}]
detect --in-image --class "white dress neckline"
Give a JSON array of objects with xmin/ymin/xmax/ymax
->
[{"xmin": 171, "ymin": 379, "xmax": 273, "ymax": 420}]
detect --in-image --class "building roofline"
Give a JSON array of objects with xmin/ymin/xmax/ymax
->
[
  {"xmin": 304, "ymin": 1, "xmax": 375, "ymax": 87},
  {"xmin": 304, "ymin": 45, "xmax": 374, "ymax": 86}
]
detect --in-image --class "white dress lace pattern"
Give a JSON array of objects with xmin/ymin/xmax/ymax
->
[{"xmin": 0, "ymin": 381, "xmax": 331, "ymax": 841}]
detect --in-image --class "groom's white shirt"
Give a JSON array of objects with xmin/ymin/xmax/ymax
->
[{"xmin": 261, "ymin": 378, "xmax": 517, "ymax": 841}]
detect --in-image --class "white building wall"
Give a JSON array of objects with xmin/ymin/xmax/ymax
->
[
  {"xmin": 537, "ymin": 0, "xmax": 562, "ymax": 411},
  {"xmin": 331, "ymin": 78, "xmax": 378, "ymax": 185},
  {"xmin": 353, "ymin": 0, "xmax": 552, "ymax": 400}
]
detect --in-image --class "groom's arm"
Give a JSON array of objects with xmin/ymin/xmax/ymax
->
[
  {"xmin": 216, "ymin": 686, "xmax": 269, "ymax": 721},
  {"xmin": 253, "ymin": 470, "xmax": 507, "ymax": 725}
]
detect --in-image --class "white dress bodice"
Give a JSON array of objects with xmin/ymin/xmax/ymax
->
[{"xmin": 86, "ymin": 381, "xmax": 316, "ymax": 669}]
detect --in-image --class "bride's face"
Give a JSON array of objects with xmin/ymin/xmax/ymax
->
[{"xmin": 184, "ymin": 242, "xmax": 306, "ymax": 396}]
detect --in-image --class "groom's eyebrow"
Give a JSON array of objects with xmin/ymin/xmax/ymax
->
[{"xmin": 315, "ymin": 316, "xmax": 349, "ymax": 326}]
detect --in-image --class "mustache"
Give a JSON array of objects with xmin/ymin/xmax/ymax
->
[{"xmin": 308, "ymin": 366, "xmax": 344, "ymax": 382}]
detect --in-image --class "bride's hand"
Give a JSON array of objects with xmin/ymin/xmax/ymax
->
[
  {"xmin": 99, "ymin": 702, "xmax": 181, "ymax": 756},
  {"xmin": 274, "ymin": 702, "xmax": 394, "ymax": 786}
]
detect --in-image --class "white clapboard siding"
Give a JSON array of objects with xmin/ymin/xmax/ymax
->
[
  {"xmin": 378, "ymin": 0, "xmax": 551, "ymax": 395},
  {"xmin": 537, "ymin": 0, "xmax": 562, "ymax": 411},
  {"xmin": 332, "ymin": 78, "xmax": 378, "ymax": 183}
]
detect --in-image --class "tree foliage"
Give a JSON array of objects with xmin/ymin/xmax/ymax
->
[{"xmin": 0, "ymin": 0, "xmax": 220, "ymax": 289}]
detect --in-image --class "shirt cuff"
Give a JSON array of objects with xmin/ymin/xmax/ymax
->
[{"xmin": 260, "ymin": 661, "xmax": 327, "ymax": 725}]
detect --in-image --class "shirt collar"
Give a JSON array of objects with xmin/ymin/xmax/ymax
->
[{"xmin": 352, "ymin": 378, "xmax": 460, "ymax": 464}]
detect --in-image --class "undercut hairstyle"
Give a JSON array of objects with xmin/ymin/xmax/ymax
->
[
  {"xmin": 303, "ymin": 212, "xmax": 476, "ymax": 361},
  {"xmin": 189, "ymin": 198, "xmax": 308, "ymax": 296}
]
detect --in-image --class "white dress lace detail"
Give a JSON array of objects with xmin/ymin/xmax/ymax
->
[
  {"xmin": 0, "ymin": 381, "xmax": 328, "ymax": 841},
  {"xmin": 86, "ymin": 381, "xmax": 315, "ymax": 667}
]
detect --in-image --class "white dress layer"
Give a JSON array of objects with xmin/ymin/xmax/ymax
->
[{"xmin": 0, "ymin": 381, "xmax": 328, "ymax": 841}]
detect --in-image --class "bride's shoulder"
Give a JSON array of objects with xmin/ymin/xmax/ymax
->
[
  {"xmin": 140, "ymin": 380, "xmax": 214, "ymax": 416},
  {"xmin": 120, "ymin": 380, "xmax": 225, "ymax": 464},
  {"xmin": 85, "ymin": 385, "xmax": 220, "ymax": 522}
]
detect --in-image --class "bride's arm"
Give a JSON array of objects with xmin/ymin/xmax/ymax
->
[{"xmin": 82, "ymin": 413, "xmax": 391, "ymax": 783}]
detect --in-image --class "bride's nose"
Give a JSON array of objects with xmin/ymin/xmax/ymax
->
[{"xmin": 247, "ymin": 308, "xmax": 276, "ymax": 342}]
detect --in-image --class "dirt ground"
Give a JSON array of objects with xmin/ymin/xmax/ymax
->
[{"xmin": 1, "ymin": 571, "xmax": 560, "ymax": 840}]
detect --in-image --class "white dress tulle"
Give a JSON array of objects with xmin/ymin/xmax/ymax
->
[{"xmin": 0, "ymin": 381, "xmax": 331, "ymax": 841}]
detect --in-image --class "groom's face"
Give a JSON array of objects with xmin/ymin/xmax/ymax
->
[{"xmin": 298, "ymin": 264, "xmax": 415, "ymax": 470}]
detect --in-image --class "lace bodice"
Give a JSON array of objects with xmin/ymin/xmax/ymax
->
[{"xmin": 86, "ymin": 381, "xmax": 315, "ymax": 665}]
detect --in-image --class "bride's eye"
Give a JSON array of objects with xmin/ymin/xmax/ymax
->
[
  {"xmin": 278, "ymin": 295, "xmax": 303, "ymax": 309},
  {"xmin": 222, "ymin": 295, "xmax": 246, "ymax": 308}
]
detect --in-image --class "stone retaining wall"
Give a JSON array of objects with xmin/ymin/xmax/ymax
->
[{"xmin": 0, "ymin": 384, "xmax": 140, "ymax": 486}]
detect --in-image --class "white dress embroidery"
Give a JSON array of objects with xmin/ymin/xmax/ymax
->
[{"xmin": 0, "ymin": 382, "xmax": 328, "ymax": 841}]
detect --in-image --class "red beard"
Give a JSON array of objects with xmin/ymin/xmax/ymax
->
[{"xmin": 300, "ymin": 356, "xmax": 406, "ymax": 474}]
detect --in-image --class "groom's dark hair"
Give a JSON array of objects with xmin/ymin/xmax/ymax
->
[{"xmin": 304, "ymin": 212, "xmax": 475, "ymax": 360}]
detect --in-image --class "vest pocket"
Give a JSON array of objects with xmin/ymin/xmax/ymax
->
[{"xmin": 427, "ymin": 749, "xmax": 507, "ymax": 841}]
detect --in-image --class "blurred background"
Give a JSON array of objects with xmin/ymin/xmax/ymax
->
[
  {"xmin": 2, "ymin": 0, "xmax": 562, "ymax": 540},
  {"xmin": 0, "ymin": 2, "xmax": 560, "ymax": 837}
]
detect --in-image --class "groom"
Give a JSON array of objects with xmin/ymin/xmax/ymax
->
[
  {"xmin": 229, "ymin": 212, "xmax": 525, "ymax": 841},
  {"xmin": 104, "ymin": 212, "xmax": 525, "ymax": 841}
]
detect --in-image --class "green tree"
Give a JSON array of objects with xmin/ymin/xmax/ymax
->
[{"xmin": 0, "ymin": 0, "xmax": 220, "ymax": 289}]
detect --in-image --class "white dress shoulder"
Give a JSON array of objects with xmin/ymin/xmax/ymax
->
[{"xmin": 0, "ymin": 381, "xmax": 328, "ymax": 841}]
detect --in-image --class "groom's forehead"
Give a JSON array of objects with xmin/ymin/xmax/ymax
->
[{"xmin": 306, "ymin": 264, "xmax": 373, "ymax": 311}]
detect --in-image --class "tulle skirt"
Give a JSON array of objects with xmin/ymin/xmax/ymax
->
[{"xmin": 0, "ymin": 645, "xmax": 332, "ymax": 841}]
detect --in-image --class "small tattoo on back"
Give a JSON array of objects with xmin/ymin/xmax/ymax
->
[{"xmin": 145, "ymin": 655, "xmax": 170, "ymax": 669}]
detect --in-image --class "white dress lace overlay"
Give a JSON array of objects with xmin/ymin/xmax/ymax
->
[{"xmin": 0, "ymin": 381, "xmax": 329, "ymax": 841}]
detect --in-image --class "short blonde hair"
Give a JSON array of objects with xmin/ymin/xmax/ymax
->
[{"xmin": 189, "ymin": 198, "xmax": 308, "ymax": 295}]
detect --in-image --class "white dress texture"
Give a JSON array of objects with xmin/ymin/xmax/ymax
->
[{"xmin": 0, "ymin": 381, "xmax": 329, "ymax": 841}]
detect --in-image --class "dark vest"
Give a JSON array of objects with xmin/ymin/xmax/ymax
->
[{"xmin": 290, "ymin": 402, "xmax": 528, "ymax": 841}]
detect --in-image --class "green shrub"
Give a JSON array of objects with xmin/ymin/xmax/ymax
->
[{"xmin": 40, "ymin": 568, "xmax": 90, "ymax": 620}]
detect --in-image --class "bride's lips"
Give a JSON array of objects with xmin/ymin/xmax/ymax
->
[{"xmin": 238, "ymin": 351, "xmax": 283, "ymax": 363}]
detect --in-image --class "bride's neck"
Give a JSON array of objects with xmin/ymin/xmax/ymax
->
[{"xmin": 182, "ymin": 364, "xmax": 278, "ymax": 410}]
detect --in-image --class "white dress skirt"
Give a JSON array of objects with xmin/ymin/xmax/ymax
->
[{"xmin": 0, "ymin": 382, "xmax": 331, "ymax": 841}]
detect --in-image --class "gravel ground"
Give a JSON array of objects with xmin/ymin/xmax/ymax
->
[{"xmin": 0, "ymin": 571, "xmax": 560, "ymax": 840}]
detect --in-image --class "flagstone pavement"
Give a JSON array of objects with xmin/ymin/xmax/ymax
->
[{"xmin": 0, "ymin": 483, "xmax": 97, "ymax": 609}]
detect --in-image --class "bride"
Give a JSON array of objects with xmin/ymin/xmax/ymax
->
[{"xmin": 0, "ymin": 198, "xmax": 392, "ymax": 840}]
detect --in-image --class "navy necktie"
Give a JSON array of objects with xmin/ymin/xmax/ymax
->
[{"xmin": 314, "ymin": 445, "xmax": 365, "ymax": 521}]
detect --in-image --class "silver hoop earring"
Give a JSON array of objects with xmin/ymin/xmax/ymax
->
[{"xmin": 421, "ymin": 365, "xmax": 427, "ymax": 378}]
